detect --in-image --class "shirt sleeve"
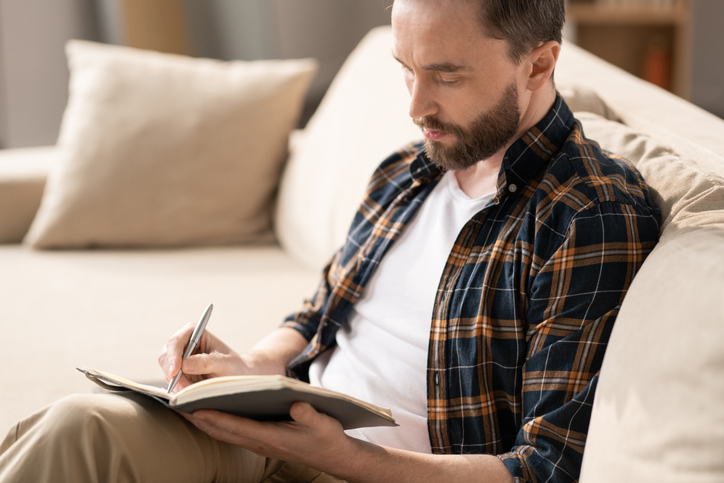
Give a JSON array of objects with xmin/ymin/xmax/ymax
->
[
  {"xmin": 498, "ymin": 201, "xmax": 659, "ymax": 483},
  {"xmin": 281, "ymin": 249, "xmax": 342, "ymax": 342}
]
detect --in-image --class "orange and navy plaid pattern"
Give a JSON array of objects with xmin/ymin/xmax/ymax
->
[{"xmin": 284, "ymin": 96, "xmax": 660, "ymax": 482}]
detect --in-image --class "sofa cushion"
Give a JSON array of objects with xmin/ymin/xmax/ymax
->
[
  {"xmin": 574, "ymin": 113, "xmax": 724, "ymax": 482},
  {"xmin": 24, "ymin": 40, "xmax": 317, "ymax": 248},
  {"xmin": 0, "ymin": 244, "xmax": 320, "ymax": 435},
  {"xmin": 0, "ymin": 147, "xmax": 55, "ymax": 243}
]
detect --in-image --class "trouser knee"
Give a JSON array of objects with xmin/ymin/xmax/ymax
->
[
  {"xmin": 2, "ymin": 392, "xmax": 272, "ymax": 483},
  {"xmin": 43, "ymin": 393, "xmax": 143, "ymax": 447},
  {"xmin": 1, "ymin": 392, "xmax": 166, "ymax": 483}
]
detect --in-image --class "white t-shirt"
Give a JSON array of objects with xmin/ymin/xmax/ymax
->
[{"xmin": 309, "ymin": 171, "xmax": 494, "ymax": 453}]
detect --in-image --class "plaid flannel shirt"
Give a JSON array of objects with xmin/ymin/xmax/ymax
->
[{"xmin": 283, "ymin": 96, "xmax": 660, "ymax": 482}]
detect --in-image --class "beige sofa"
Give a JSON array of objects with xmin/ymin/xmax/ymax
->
[{"xmin": 1, "ymin": 26, "xmax": 723, "ymax": 482}]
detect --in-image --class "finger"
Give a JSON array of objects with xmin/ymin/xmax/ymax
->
[
  {"xmin": 158, "ymin": 350, "xmax": 180, "ymax": 380},
  {"xmin": 182, "ymin": 354, "xmax": 210, "ymax": 375},
  {"xmin": 194, "ymin": 410, "xmax": 269, "ymax": 438},
  {"xmin": 182, "ymin": 352, "xmax": 235, "ymax": 376},
  {"xmin": 289, "ymin": 401, "xmax": 344, "ymax": 436},
  {"xmin": 177, "ymin": 410, "xmax": 194, "ymax": 423},
  {"xmin": 187, "ymin": 410, "xmax": 260, "ymax": 447},
  {"xmin": 159, "ymin": 323, "xmax": 196, "ymax": 377},
  {"xmin": 172, "ymin": 375, "xmax": 195, "ymax": 392}
]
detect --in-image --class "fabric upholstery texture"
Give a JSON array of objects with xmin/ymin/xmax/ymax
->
[
  {"xmin": 576, "ymin": 112, "xmax": 724, "ymax": 482},
  {"xmin": 0, "ymin": 147, "xmax": 54, "ymax": 243},
  {"xmin": 580, "ymin": 228, "xmax": 724, "ymax": 483},
  {"xmin": 0, "ymin": 245, "xmax": 320, "ymax": 434},
  {"xmin": 275, "ymin": 27, "xmax": 423, "ymax": 270},
  {"xmin": 25, "ymin": 40, "xmax": 317, "ymax": 248}
]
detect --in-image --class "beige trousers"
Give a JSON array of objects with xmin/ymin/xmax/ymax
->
[{"xmin": 0, "ymin": 392, "xmax": 342, "ymax": 483}]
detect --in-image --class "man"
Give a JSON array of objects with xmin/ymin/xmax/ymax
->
[{"xmin": 0, "ymin": 0, "xmax": 660, "ymax": 481}]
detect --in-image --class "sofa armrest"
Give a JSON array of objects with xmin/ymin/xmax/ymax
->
[{"xmin": 0, "ymin": 147, "xmax": 55, "ymax": 244}]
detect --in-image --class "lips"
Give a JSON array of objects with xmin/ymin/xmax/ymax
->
[{"xmin": 422, "ymin": 128, "xmax": 448, "ymax": 141}]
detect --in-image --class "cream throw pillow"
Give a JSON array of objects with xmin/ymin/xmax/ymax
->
[{"xmin": 25, "ymin": 40, "xmax": 317, "ymax": 248}]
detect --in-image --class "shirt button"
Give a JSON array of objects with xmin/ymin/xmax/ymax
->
[{"xmin": 508, "ymin": 184, "xmax": 518, "ymax": 193}]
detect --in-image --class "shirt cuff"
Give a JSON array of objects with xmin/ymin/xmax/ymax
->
[{"xmin": 498, "ymin": 449, "xmax": 535, "ymax": 483}]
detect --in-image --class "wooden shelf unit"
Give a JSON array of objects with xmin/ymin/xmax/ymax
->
[
  {"xmin": 566, "ymin": 0, "xmax": 692, "ymax": 98},
  {"xmin": 120, "ymin": 0, "xmax": 191, "ymax": 56}
]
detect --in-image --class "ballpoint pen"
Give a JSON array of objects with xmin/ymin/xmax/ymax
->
[{"xmin": 167, "ymin": 303, "xmax": 213, "ymax": 393}]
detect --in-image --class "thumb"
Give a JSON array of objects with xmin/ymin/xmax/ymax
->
[{"xmin": 289, "ymin": 401, "xmax": 321, "ymax": 425}]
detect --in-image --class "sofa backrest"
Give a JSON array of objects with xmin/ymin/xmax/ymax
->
[
  {"xmin": 567, "ymin": 66, "xmax": 724, "ymax": 483},
  {"xmin": 555, "ymin": 34, "xmax": 724, "ymax": 483},
  {"xmin": 274, "ymin": 27, "xmax": 421, "ymax": 270}
]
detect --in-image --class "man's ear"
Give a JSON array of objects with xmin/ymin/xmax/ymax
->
[{"xmin": 526, "ymin": 41, "xmax": 560, "ymax": 91}]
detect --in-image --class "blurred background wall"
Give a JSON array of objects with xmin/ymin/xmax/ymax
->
[
  {"xmin": 0, "ymin": 0, "xmax": 99, "ymax": 148},
  {"xmin": 0, "ymin": 0, "xmax": 393, "ymax": 149},
  {"xmin": 689, "ymin": 0, "xmax": 724, "ymax": 120},
  {"xmin": 0, "ymin": 0, "xmax": 722, "ymax": 149}
]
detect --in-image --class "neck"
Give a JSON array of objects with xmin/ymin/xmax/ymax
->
[
  {"xmin": 453, "ymin": 84, "xmax": 557, "ymax": 199},
  {"xmin": 517, "ymin": 84, "xmax": 557, "ymax": 141}
]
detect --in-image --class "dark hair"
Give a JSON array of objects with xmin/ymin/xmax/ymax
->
[{"xmin": 478, "ymin": 0, "xmax": 565, "ymax": 63}]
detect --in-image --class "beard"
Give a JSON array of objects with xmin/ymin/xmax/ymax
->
[{"xmin": 414, "ymin": 82, "xmax": 520, "ymax": 171}]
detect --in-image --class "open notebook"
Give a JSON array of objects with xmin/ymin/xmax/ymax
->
[{"xmin": 78, "ymin": 367, "xmax": 397, "ymax": 430}]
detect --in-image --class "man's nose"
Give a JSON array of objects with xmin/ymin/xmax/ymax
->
[{"xmin": 408, "ymin": 80, "xmax": 437, "ymax": 120}]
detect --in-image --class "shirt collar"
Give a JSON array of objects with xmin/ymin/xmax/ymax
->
[
  {"xmin": 409, "ymin": 94, "xmax": 575, "ymax": 194},
  {"xmin": 497, "ymin": 94, "xmax": 574, "ymax": 197}
]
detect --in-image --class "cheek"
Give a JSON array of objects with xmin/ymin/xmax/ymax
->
[
  {"xmin": 437, "ymin": 92, "xmax": 481, "ymax": 126},
  {"xmin": 442, "ymin": 80, "xmax": 508, "ymax": 123}
]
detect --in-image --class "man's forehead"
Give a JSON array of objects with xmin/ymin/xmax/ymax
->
[
  {"xmin": 391, "ymin": 0, "xmax": 483, "ymax": 29},
  {"xmin": 391, "ymin": 25, "xmax": 507, "ymax": 75},
  {"xmin": 391, "ymin": 0, "xmax": 507, "ymax": 69}
]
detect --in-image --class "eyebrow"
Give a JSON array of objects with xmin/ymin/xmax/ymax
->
[{"xmin": 392, "ymin": 53, "xmax": 471, "ymax": 73}]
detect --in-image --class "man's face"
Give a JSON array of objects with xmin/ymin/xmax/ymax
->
[
  {"xmin": 413, "ymin": 83, "xmax": 519, "ymax": 170},
  {"xmin": 392, "ymin": 0, "xmax": 525, "ymax": 170}
]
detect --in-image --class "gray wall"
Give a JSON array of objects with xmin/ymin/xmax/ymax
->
[
  {"xmin": 690, "ymin": 0, "xmax": 724, "ymax": 119},
  {"xmin": 0, "ymin": 0, "xmax": 98, "ymax": 148},
  {"xmin": 183, "ymin": 0, "xmax": 392, "ymax": 109},
  {"xmin": 0, "ymin": 0, "xmax": 391, "ymax": 148}
]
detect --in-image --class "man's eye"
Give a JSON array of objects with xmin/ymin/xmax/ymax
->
[{"xmin": 438, "ymin": 77, "xmax": 459, "ymax": 86}]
